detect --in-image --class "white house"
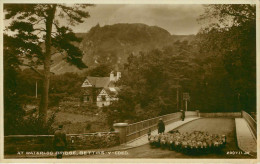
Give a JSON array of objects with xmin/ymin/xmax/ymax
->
[
  {"xmin": 81, "ymin": 71, "xmax": 121, "ymax": 107},
  {"xmin": 96, "ymin": 87, "xmax": 120, "ymax": 107}
]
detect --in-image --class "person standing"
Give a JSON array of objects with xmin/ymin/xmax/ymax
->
[
  {"xmin": 158, "ymin": 118, "xmax": 165, "ymax": 134},
  {"xmin": 181, "ymin": 110, "xmax": 185, "ymax": 121},
  {"xmin": 53, "ymin": 125, "xmax": 67, "ymax": 159},
  {"xmin": 147, "ymin": 128, "xmax": 152, "ymax": 141}
]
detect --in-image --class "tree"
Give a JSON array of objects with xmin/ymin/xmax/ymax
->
[
  {"xmin": 4, "ymin": 4, "xmax": 92, "ymax": 124},
  {"xmin": 198, "ymin": 4, "xmax": 256, "ymax": 112},
  {"xmin": 86, "ymin": 64, "xmax": 113, "ymax": 77},
  {"xmin": 110, "ymin": 43, "xmax": 201, "ymax": 122},
  {"xmin": 4, "ymin": 34, "xmax": 25, "ymax": 135}
]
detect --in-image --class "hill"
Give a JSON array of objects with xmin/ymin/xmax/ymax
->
[{"xmin": 50, "ymin": 23, "xmax": 195, "ymax": 74}]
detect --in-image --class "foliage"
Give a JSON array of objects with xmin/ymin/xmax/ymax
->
[
  {"xmin": 85, "ymin": 64, "xmax": 113, "ymax": 77},
  {"xmin": 4, "ymin": 4, "xmax": 91, "ymax": 68},
  {"xmin": 4, "ymin": 33, "xmax": 53, "ymax": 135},
  {"xmin": 4, "ymin": 4, "xmax": 256, "ymax": 133},
  {"xmin": 15, "ymin": 68, "xmax": 43, "ymax": 97},
  {"xmin": 5, "ymin": 132, "xmax": 120, "ymax": 154},
  {"xmin": 4, "ymin": 35, "xmax": 25, "ymax": 135},
  {"xmin": 79, "ymin": 23, "xmax": 192, "ymax": 68},
  {"xmin": 48, "ymin": 93, "xmax": 67, "ymax": 107},
  {"xmin": 104, "ymin": 4, "xmax": 256, "ymax": 123},
  {"xmin": 49, "ymin": 72, "xmax": 84, "ymax": 96},
  {"xmin": 198, "ymin": 4, "xmax": 256, "ymax": 112},
  {"xmin": 4, "ymin": 4, "xmax": 92, "ymax": 123},
  {"xmin": 85, "ymin": 123, "xmax": 92, "ymax": 130},
  {"xmin": 18, "ymin": 112, "xmax": 57, "ymax": 135},
  {"xmin": 8, "ymin": 69, "xmax": 83, "ymax": 107},
  {"xmin": 105, "ymin": 41, "xmax": 201, "ymax": 123},
  {"xmin": 5, "ymin": 32, "xmax": 84, "ymax": 135}
]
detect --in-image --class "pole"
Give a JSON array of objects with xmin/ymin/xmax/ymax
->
[
  {"xmin": 177, "ymin": 87, "xmax": 179, "ymax": 110},
  {"xmin": 36, "ymin": 81, "xmax": 38, "ymax": 98},
  {"xmin": 185, "ymin": 100, "xmax": 187, "ymax": 111},
  {"xmin": 181, "ymin": 94, "xmax": 183, "ymax": 110}
]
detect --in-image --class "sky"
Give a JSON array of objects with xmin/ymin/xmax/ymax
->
[{"xmin": 73, "ymin": 4, "xmax": 205, "ymax": 35}]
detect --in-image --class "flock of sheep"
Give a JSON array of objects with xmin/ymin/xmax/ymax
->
[{"xmin": 148, "ymin": 130, "xmax": 227, "ymax": 154}]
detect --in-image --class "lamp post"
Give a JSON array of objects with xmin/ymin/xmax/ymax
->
[
  {"xmin": 174, "ymin": 76, "xmax": 190, "ymax": 111},
  {"xmin": 34, "ymin": 77, "xmax": 42, "ymax": 99},
  {"xmin": 173, "ymin": 84, "xmax": 181, "ymax": 111},
  {"xmin": 183, "ymin": 92, "xmax": 190, "ymax": 111},
  {"xmin": 176, "ymin": 85, "xmax": 181, "ymax": 110},
  {"xmin": 173, "ymin": 77, "xmax": 182, "ymax": 111}
]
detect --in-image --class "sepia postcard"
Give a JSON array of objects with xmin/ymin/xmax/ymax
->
[{"xmin": 0, "ymin": 0, "xmax": 259, "ymax": 163}]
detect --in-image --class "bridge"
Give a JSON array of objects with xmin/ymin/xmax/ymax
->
[
  {"xmin": 4, "ymin": 110, "xmax": 257, "ymax": 158},
  {"xmin": 113, "ymin": 110, "xmax": 257, "ymax": 155}
]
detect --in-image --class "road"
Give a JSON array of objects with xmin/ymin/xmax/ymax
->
[
  {"xmin": 82, "ymin": 118, "xmax": 254, "ymax": 158},
  {"xmin": 5, "ymin": 118, "xmax": 254, "ymax": 159}
]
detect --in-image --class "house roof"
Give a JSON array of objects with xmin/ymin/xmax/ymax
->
[
  {"xmin": 82, "ymin": 76, "xmax": 111, "ymax": 88},
  {"xmin": 103, "ymin": 87, "xmax": 120, "ymax": 96}
]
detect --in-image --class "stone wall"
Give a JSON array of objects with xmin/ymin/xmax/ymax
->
[
  {"xmin": 185, "ymin": 111, "xmax": 199, "ymax": 117},
  {"xmin": 200, "ymin": 112, "xmax": 241, "ymax": 118},
  {"xmin": 242, "ymin": 111, "xmax": 257, "ymax": 138},
  {"xmin": 4, "ymin": 132, "xmax": 120, "ymax": 154}
]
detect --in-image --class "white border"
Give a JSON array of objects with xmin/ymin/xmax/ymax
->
[
  {"xmin": 0, "ymin": 0, "xmax": 258, "ymax": 4},
  {"xmin": 0, "ymin": 0, "xmax": 259, "ymax": 163}
]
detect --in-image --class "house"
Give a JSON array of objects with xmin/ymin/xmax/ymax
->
[
  {"xmin": 81, "ymin": 71, "xmax": 121, "ymax": 107},
  {"xmin": 96, "ymin": 87, "xmax": 120, "ymax": 107}
]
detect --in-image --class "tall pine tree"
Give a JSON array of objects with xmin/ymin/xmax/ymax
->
[{"xmin": 4, "ymin": 4, "xmax": 92, "ymax": 124}]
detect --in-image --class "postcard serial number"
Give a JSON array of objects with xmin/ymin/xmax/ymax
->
[{"xmin": 226, "ymin": 151, "xmax": 249, "ymax": 155}]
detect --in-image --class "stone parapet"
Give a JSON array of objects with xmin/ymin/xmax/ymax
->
[{"xmin": 4, "ymin": 132, "xmax": 120, "ymax": 154}]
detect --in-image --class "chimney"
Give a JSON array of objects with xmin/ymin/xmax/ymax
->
[
  {"xmin": 110, "ymin": 71, "xmax": 115, "ymax": 81},
  {"xmin": 117, "ymin": 72, "xmax": 121, "ymax": 81}
]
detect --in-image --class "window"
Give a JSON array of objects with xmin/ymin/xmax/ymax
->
[
  {"xmin": 101, "ymin": 95, "xmax": 106, "ymax": 101},
  {"xmin": 84, "ymin": 96, "xmax": 90, "ymax": 102}
]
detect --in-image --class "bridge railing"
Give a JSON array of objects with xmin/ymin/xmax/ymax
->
[
  {"xmin": 113, "ymin": 111, "xmax": 199, "ymax": 143},
  {"xmin": 125, "ymin": 112, "xmax": 182, "ymax": 142},
  {"xmin": 242, "ymin": 110, "xmax": 257, "ymax": 139}
]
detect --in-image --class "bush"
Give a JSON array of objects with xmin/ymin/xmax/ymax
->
[
  {"xmin": 18, "ymin": 112, "xmax": 57, "ymax": 135},
  {"xmin": 49, "ymin": 93, "xmax": 67, "ymax": 107},
  {"xmin": 5, "ymin": 132, "xmax": 120, "ymax": 154},
  {"xmin": 86, "ymin": 123, "xmax": 91, "ymax": 130}
]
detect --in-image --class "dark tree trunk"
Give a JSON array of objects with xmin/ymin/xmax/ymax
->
[{"xmin": 39, "ymin": 4, "xmax": 56, "ymax": 124}]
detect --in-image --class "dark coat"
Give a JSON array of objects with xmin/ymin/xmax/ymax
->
[
  {"xmin": 182, "ymin": 110, "xmax": 185, "ymax": 116},
  {"xmin": 158, "ymin": 120, "xmax": 165, "ymax": 133},
  {"xmin": 53, "ymin": 129, "xmax": 67, "ymax": 147},
  {"xmin": 181, "ymin": 110, "xmax": 185, "ymax": 121}
]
